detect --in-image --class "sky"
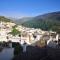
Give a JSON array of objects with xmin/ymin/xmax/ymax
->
[{"xmin": 0, "ymin": 0, "xmax": 60, "ymax": 18}]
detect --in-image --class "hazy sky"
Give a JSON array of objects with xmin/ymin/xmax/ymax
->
[{"xmin": 0, "ymin": 0, "xmax": 60, "ymax": 18}]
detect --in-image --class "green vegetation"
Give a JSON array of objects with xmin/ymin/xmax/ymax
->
[
  {"xmin": 0, "ymin": 16, "xmax": 12, "ymax": 22},
  {"xmin": 13, "ymin": 43, "xmax": 23, "ymax": 60},
  {"xmin": 9, "ymin": 28, "xmax": 21, "ymax": 36},
  {"xmin": 22, "ymin": 11, "xmax": 60, "ymax": 32},
  {"xmin": 14, "ymin": 43, "xmax": 23, "ymax": 56}
]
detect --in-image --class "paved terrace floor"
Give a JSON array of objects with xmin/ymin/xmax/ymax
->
[
  {"xmin": 13, "ymin": 46, "xmax": 47, "ymax": 60},
  {"xmin": 0, "ymin": 48, "xmax": 14, "ymax": 60},
  {"xmin": 13, "ymin": 46, "xmax": 60, "ymax": 60}
]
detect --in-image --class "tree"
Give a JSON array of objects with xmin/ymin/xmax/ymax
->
[
  {"xmin": 14, "ymin": 43, "xmax": 23, "ymax": 56},
  {"xmin": 9, "ymin": 28, "xmax": 21, "ymax": 36}
]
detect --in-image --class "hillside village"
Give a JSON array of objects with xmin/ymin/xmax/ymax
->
[{"xmin": 0, "ymin": 21, "xmax": 60, "ymax": 48}]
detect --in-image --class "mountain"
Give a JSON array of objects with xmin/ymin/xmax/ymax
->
[
  {"xmin": 22, "ymin": 11, "xmax": 60, "ymax": 32},
  {"xmin": 13, "ymin": 17, "xmax": 33, "ymax": 25},
  {"xmin": 0, "ymin": 16, "xmax": 13, "ymax": 22}
]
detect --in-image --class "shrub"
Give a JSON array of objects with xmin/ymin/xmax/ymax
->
[{"xmin": 14, "ymin": 43, "xmax": 23, "ymax": 56}]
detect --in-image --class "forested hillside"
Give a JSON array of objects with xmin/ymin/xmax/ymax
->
[{"xmin": 22, "ymin": 11, "xmax": 60, "ymax": 32}]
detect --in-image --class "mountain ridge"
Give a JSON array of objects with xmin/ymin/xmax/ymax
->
[
  {"xmin": 22, "ymin": 11, "xmax": 60, "ymax": 32},
  {"xmin": 0, "ymin": 11, "xmax": 60, "ymax": 32},
  {"xmin": 13, "ymin": 17, "xmax": 33, "ymax": 25},
  {"xmin": 0, "ymin": 16, "xmax": 13, "ymax": 22}
]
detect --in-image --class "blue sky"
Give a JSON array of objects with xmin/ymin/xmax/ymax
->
[{"xmin": 0, "ymin": 0, "xmax": 60, "ymax": 18}]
